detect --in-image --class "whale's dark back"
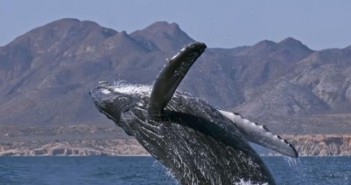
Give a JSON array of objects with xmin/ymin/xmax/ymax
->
[
  {"xmin": 91, "ymin": 42, "xmax": 277, "ymax": 185},
  {"xmin": 133, "ymin": 95, "xmax": 276, "ymax": 185}
]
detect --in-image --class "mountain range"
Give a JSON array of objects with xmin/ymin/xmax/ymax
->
[{"xmin": 1, "ymin": 18, "xmax": 351, "ymax": 134}]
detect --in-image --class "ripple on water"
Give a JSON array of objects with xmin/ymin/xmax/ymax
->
[{"xmin": 0, "ymin": 156, "xmax": 351, "ymax": 185}]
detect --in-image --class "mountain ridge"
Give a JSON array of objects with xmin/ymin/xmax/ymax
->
[{"xmin": 1, "ymin": 18, "xmax": 351, "ymax": 134}]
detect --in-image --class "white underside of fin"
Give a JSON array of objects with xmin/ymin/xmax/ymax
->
[{"xmin": 218, "ymin": 110, "xmax": 298, "ymax": 158}]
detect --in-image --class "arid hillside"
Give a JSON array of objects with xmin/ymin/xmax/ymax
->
[{"xmin": 1, "ymin": 18, "xmax": 351, "ymax": 135}]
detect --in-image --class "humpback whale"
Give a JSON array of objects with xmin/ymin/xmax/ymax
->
[{"xmin": 90, "ymin": 42, "xmax": 298, "ymax": 185}]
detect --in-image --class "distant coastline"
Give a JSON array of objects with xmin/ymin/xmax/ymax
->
[{"xmin": 1, "ymin": 126, "xmax": 350, "ymax": 157}]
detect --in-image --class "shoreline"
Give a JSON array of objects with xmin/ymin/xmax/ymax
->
[{"xmin": 1, "ymin": 126, "xmax": 351, "ymax": 157}]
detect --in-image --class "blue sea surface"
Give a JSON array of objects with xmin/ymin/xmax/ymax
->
[{"xmin": 0, "ymin": 156, "xmax": 350, "ymax": 185}]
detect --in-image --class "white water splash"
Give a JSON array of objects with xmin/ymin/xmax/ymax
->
[
  {"xmin": 283, "ymin": 156, "xmax": 300, "ymax": 167},
  {"xmin": 112, "ymin": 81, "xmax": 152, "ymax": 96},
  {"xmin": 234, "ymin": 179, "xmax": 268, "ymax": 185}
]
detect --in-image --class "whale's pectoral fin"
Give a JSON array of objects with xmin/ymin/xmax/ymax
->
[
  {"xmin": 164, "ymin": 110, "xmax": 255, "ymax": 155},
  {"xmin": 219, "ymin": 110, "xmax": 298, "ymax": 158},
  {"xmin": 148, "ymin": 42, "xmax": 206, "ymax": 120}
]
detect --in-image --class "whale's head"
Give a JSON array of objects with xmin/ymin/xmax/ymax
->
[{"xmin": 90, "ymin": 81, "xmax": 152, "ymax": 136}]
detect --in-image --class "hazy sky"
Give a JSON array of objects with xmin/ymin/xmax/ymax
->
[{"xmin": 1, "ymin": 1, "xmax": 351, "ymax": 50}]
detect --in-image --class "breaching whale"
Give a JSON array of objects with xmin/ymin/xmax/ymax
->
[{"xmin": 90, "ymin": 42, "xmax": 298, "ymax": 185}]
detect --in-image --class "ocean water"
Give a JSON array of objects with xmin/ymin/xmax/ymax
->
[{"xmin": 0, "ymin": 156, "xmax": 350, "ymax": 185}]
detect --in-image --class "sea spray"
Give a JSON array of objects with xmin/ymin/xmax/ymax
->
[
  {"xmin": 283, "ymin": 156, "xmax": 300, "ymax": 167},
  {"xmin": 281, "ymin": 156, "xmax": 306, "ymax": 184},
  {"xmin": 234, "ymin": 179, "xmax": 269, "ymax": 185}
]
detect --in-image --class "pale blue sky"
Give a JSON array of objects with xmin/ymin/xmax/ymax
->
[{"xmin": 1, "ymin": 1, "xmax": 351, "ymax": 50}]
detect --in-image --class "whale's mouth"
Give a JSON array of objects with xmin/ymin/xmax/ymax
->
[{"xmin": 90, "ymin": 82, "xmax": 137, "ymax": 120}]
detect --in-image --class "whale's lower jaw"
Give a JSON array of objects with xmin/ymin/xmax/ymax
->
[{"xmin": 131, "ymin": 116, "xmax": 275, "ymax": 185}]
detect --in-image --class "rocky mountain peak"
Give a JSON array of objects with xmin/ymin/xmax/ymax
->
[
  {"xmin": 131, "ymin": 21, "xmax": 194, "ymax": 52},
  {"xmin": 11, "ymin": 19, "xmax": 98, "ymax": 44},
  {"xmin": 10, "ymin": 18, "xmax": 117, "ymax": 53},
  {"xmin": 279, "ymin": 37, "xmax": 304, "ymax": 47},
  {"xmin": 278, "ymin": 37, "xmax": 313, "ymax": 54},
  {"xmin": 244, "ymin": 40, "xmax": 278, "ymax": 55},
  {"xmin": 141, "ymin": 21, "xmax": 182, "ymax": 35},
  {"xmin": 247, "ymin": 38, "xmax": 313, "ymax": 56}
]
